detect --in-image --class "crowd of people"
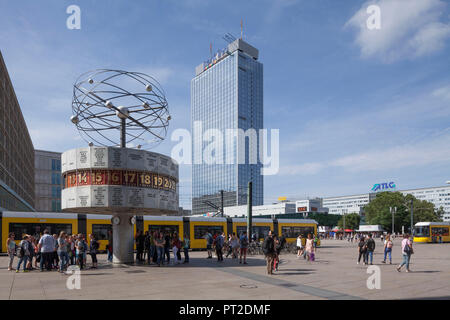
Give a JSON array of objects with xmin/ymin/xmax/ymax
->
[
  {"xmin": 355, "ymin": 232, "xmax": 414, "ymax": 272},
  {"xmin": 6, "ymin": 230, "xmax": 100, "ymax": 273},
  {"xmin": 133, "ymin": 230, "xmax": 191, "ymax": 266}
]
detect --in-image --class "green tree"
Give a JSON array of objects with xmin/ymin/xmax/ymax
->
[
  {"xmin": 364, "ymin": 191, "xmax": 442, "ymax": 233},
  {"xmin": 337, "ymin": 213, "xmax": 360, "ymax": 230}
]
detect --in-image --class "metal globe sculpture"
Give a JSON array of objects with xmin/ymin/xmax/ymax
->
[{"xmin": 71, "ymin": 69, "xmax": 170, "ymax": 149}]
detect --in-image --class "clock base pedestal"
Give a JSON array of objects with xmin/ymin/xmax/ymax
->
[{"xmin": 112, "ymin": 215, "xmax": 135, "ymax": 264}]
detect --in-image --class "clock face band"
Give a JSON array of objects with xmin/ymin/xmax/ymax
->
[{"xmin": 63, "ymin": 169, "xmax": 177, "ymax": 193}]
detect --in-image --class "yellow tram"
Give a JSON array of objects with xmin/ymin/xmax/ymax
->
[
  {"xmin": 414, "ymin": 222, "xmax": 450, "ymax": 243},
  {"xmin": 1, "ymin": 211, "xmax": 319, "ymax": 252}
]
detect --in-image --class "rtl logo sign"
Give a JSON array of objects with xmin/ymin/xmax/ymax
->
[{"xmin": 371, "ymin": 182, "xmax": 396, "ymax": 192}]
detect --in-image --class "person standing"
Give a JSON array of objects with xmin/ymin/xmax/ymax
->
[
  {"xmin": 76, "ymin": 234, "xmax": 87, "ymax": 270},
  {"xmin": 382, "ymin": 234, "xmax": 393, "ymax": 264},
  {"xmin": 239, "ymin": 231, "xmax": 249, "ymax": 264},
  {"xmin": 215, "ymin": 232, "xmax": 224, "ymax": 262},
  {"xmin": 6, "ymin": 233, "xmax": 16, "ymax": 271},
  {"xmin": 231, "ymin": 233, "xmax": 239, "ymax": 259},
  {"xmin": 16, "ymin": 235, "xmax": 31, "ymax": 273},
  {"xmin": 164, "ymin": 232, "xmax": 171, "ymax": 264},
  {"xmin": 57, "ymin": 232, "xmax": 69, "ymax": 273},
  {"xmin": 296, "ymin": 235, "xmax": 304, "ymax": 258},
  {"xmin": 182, "ymin": 234, "xmax": 190, "ymax": 263},
  {"xmin": 397, "ymin": 234, "xmax": 413, "ymax": 272},
  {"xmin": 365, "ymin": 234, "xmax": 376, "ymax": 265},
  {"xmin": 273, "ymin": 235, "xmax": 280, "ymax": 271},
  {"xmin": 52, "ymin": 234, "xmax": 59, "ymax": 270},
  {"xmin": 135, "ymin": 230, "xmax": 145, "ymax": 262},
  {"xmin": 38, "ymin": 229, "xmax": 55, "ymax": 271},
  {"xmin": 107, "ymin": 230, "xmax": 113, "ymax": 263},
  {"xmin": 205, "ymin": 231, "xmax": 213, "ymax": 259},
  {"xmin": 89, "ymin": 234, "xmax": 99, "ymax": 269},
  {"xmin": 263, "ymin": 231, "xmax": 275, "ymax": 274},
  {"xmin": 305, "ymin": 234, "xmax": 315, "ymax": 262},
  {"xmin": 172, "ymin": 232, "xmax": 181, "ymax": 265},
  {"xmin": 155, "ymin": 233, "xmax": 165, "ymax": 266},
  {"xmin": 357, "ymin": 236, "xmax": 367, "ymax": 265},
  {"xmin": 144, "ymin": 231, "xmax": 150, "ymax": 264}
]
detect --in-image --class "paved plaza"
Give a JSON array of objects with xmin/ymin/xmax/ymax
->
[{"xmin": 1, "ymin": 239, "xmax": 449, "ymax": 300}]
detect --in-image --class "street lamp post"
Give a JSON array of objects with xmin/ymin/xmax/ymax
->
[
  {"xmin": 390, "ymin": 207, "xmax": 397, "ymax": 235},
  {"xmin": 343, "ymin": 209, "xmax": 347, "ymax": 239}
]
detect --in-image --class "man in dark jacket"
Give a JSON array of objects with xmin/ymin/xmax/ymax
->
[
  {"xmin": 364, "ymin": 233, "xmax": 376, "ymax": 265},
  {"xmin": 263, "ymin": 231, "xmax": 275, "ymax": 275}
]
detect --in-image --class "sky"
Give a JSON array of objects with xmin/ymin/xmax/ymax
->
[{"xmin": 0, "ymin": 0, "xmax": 449, "ymax": 209}]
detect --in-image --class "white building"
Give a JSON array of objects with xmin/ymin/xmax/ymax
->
[
  {"xmin": 322, "ymin": 193, "xmax": 376, "ymax": 216},
  {"xmin": 321, "ymin": 185, "xmax": 450, "ymax": 222},
  {"xmin": 400, "ymin": 186, "xmax": 450, "ymax": 222},
  {"xmin": 224, "ymin": 202, "xmax": 296, "ymax": 217}
]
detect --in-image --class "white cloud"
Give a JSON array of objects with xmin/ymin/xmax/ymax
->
[
  {"xmin": 279, "ymin": 131, "xmax": 450, "ymax": 176},
  {"xmin": 280, "ymin": 162, "xmax": 324, "ymax": 175},
  {"xmin": 345, "ymin": 0, "xmax": 450, "ymax": 62},
  {"xmin": 432, "ymin": 84, "xmax": 450, "ymax": 101}
]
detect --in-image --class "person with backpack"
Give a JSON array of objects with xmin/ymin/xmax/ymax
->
[
  {"xmin": 215, "ymin": 232, "xmax": 224, "ymax": 262},
  {"xmin": 239, "ymin": 231, "xmax": 249, "ymax": 264},
  {"xmin": 397, "ymin": 233, "xmax": 413, "ymax": 272},
  {"xmin": 382, "ymin": 234, "xmax": 393, "ymax": 264},
  {"xmin": 57, "ymin": 232, "xmax": 69, "ymax": 273},
  {"xmin": 6, "ymin": 232, "xmax": 16, "ymax": 271},
  {"xmin": 16, "ymin": 235, "xmax": 31, "ymax": 273},
  {"xmin": 364, "ymin": 234, "xmax": 376, "ymax": 265},
  {"xmin": 357, "ymin": 236, "xmax": 367, "ymax": 265},
  {"xmin": 263, "ymin": 231, "xmax": 275, "ymax": 275},
  {"xmin": 205, "ymin": 231, "xmax": 213, "ymax": 259},
  {"xmin": 89, "ymin": 234, "xmax": 99, "ymax": 269},
  {"xmin": 182, "ymin": 234, "xmax": 190, "ymax": 263}
]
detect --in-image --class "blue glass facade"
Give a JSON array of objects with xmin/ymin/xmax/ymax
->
[{"xmin": 191, "ymin": 40, "xmax": 263, "ymax": 215}]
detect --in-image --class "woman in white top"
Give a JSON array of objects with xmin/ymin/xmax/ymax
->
[
  {"xmin": 296, "ymin": 235, "xmax": 303, "ymax": 257},
  {"xmin": 7, "ymin": 233, "xmax": 16, "ymax": 271}
]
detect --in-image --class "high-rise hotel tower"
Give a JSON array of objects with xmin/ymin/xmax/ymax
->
[{"xmin": 191, "ymin": 39, "xmax": 263, "ymax": 215}]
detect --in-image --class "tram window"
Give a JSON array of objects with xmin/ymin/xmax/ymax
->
[
  {"xmin": 281, "ymin": 226, "xmax": 314, "ymax": 238},
  {"xmin": 236, "ymin": 226, "xmax": 270, "ymax": 240},
  {"xmin": 148, "ymin": 225, "xmax": 179, "ymax": 235},
  {"xmin": 194, "ymin": 226, "xmax": 223, "ymax": 239},
  {"xmin": 414, "ymin": 226, "xmax": 430, "ymax": 237},
  {"xmin": 431, "ymin": 227, "xmax": 449, "ymax": 236},
  {"xmin": 92, "ymin": 224, "xmax": 111, "ymax": 240},
  {"xmin": 9, "ymin": 223, "xmax": 72, "ymax": 240}
]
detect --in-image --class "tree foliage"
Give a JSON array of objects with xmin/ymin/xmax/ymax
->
[
  {"xmin": 364, "ymin": 192, "xmax": 442, "ymax": 233},
  {"xmin": 337, "ymin": 213, "xmax": 360, "ymax": 230}
]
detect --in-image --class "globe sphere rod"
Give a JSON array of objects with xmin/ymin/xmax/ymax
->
[{"xmin": 121, "ymin": 118, "xmax": 126, "ymax": 148}]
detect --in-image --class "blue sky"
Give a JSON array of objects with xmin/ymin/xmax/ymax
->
[{"xmin": 1, "ymin": 0, "xmax": 449, "ymax": 209}]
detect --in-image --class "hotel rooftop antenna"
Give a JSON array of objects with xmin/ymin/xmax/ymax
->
[
  {"xmin": 210, "ymin": 42, "xmax": 213, "ymax": 60},
  {"xmin": 241, "ymin": 19, "xmax": 243, "ymax": 39}
]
